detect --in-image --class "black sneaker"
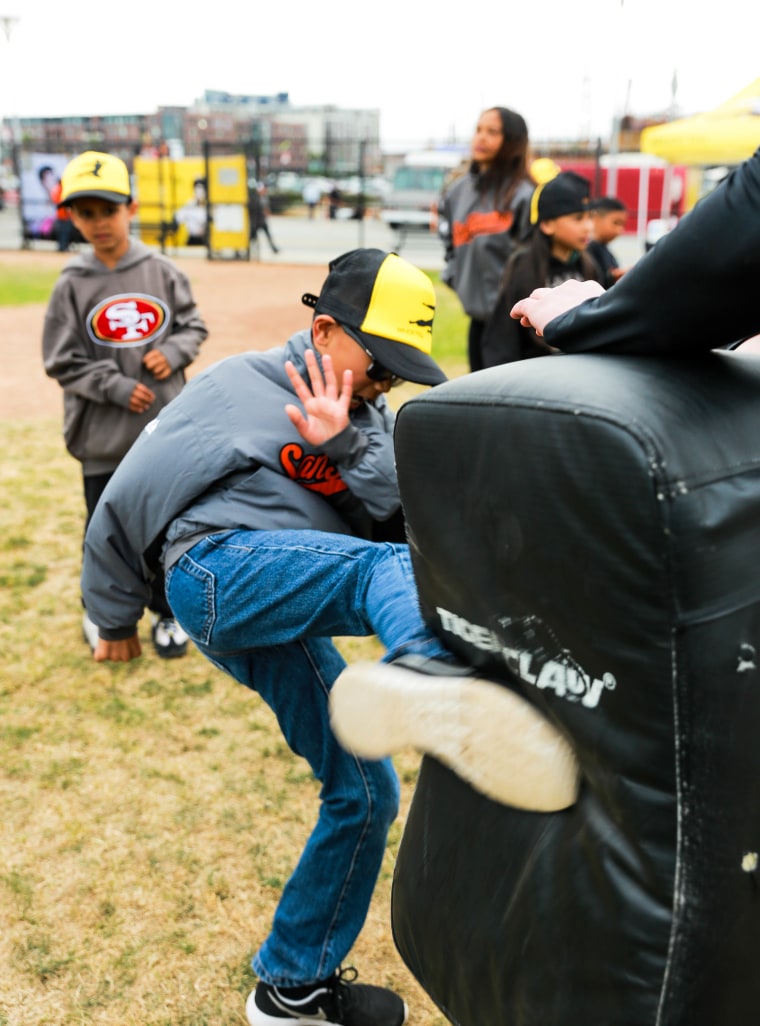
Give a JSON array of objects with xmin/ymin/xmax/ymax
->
[
  {"xmin": 150, "ymin": 615, "xmax": 189, "ymax": 659},
  {"xmin": 329, "ymin": 654, "xmax": 579, "ymax": 812},
  {"xmin": 245, "ymin": 967, "xmax": 407, "ymax": 1026}
]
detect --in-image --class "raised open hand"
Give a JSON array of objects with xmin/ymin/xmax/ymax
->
[{"xmin": 284, "ymin": 349, "xmax": 353, "ymax": 445}]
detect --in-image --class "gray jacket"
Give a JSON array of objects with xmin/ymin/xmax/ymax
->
[
  {"xmin": 42, "ymin": 240, "xmax": 208, "ymax": 474},
  {"xmin": 81, "ymin": 331, "xmax": 399, "ymax": 639},
  {"xmin": 439, "ymin": 170, "xmax": 534, "ymax": 321}
]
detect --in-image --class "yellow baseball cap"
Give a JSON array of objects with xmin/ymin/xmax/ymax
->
[
  {"xmin": 302, "ymin": 249, "xmax": 445, "ymax": 386},
  {"xmin": 58, "ymin": 151, "xmax": 132, "ymax": 207}
]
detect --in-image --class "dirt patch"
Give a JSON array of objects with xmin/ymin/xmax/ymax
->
[{"xmin": 0, "ymin": 250, "xmax": 329, "ymax": 421}]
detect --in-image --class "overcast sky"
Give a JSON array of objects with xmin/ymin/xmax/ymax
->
[{"xmin": 1, "ymin": 0, "xmax": 757, "ymax": 150}]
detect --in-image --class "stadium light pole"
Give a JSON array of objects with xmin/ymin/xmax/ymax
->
[
  {"xmin": 606, "ymin": 0, "xmax": 626, "ymax": 197},
  {"xmin": 0, "ymin": 14, "xmax": 20, "ymax": 166}
]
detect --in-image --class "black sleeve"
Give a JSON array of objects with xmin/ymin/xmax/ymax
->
[{"xmin": 544, "ymin": 148, "xmax": 760, "ymax": 355}]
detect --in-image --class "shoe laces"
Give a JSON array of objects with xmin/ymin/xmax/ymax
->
[
  {"xmin": 331, "ymin": 966, "xmax": 359, "ymax": 1014},
  {"xmin": 155, "ymin": 618, "xmax": 186, "ymax": 641}
]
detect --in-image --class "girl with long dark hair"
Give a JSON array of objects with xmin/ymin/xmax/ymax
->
[{"xmin": 438, "ymin": 107, "xmax": 535, "ymax": 371}]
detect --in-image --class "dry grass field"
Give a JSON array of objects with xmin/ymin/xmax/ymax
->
[{"xmin": 0, "ymin": 251, "xmax": 458, "ymax": 1026}]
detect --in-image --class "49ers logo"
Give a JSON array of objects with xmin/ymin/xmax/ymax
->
[
  {"xmin": 280, "ymin": 442, "xmax": 347, "ymax": 496},
  {"xmin": 86, "ymin": 293, "xmax": 169, "ymax": 348}
]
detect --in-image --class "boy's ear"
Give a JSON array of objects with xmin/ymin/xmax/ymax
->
[
  {"xmin": 538, "ymin": 220, "xmax": 555, "ymax": 237},
  {"xmin": 312, "ymin": 314, "xmax": 337, "ymax": 350},
  {"xmin": 127, "ymin": 200, "xmax": 138, "ymax": 217}
]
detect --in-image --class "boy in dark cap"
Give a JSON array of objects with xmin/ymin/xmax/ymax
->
[
  {"xmin": 480, "ymin": 170, "xmax": 603, "ymax": 367},
  {"xmin": 82, "ymin": 247, "xmax": 577, "ymax": 1026},
  {"xmin": 42, "ymin": 150, "xmax": 208, "ymax": 658},
  {"xmin": 587, "ymin": 195, "xmax": 629, "ymax": 288}
]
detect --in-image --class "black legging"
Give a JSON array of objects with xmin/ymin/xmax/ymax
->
[{"xmin": 468, "ymin": 318, "xmax": 487, "ymax": 373}]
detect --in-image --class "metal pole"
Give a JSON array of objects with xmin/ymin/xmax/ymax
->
[
  {"xmin": 0, "ymin": 14, "xmax": 21, "ymax": 248},
  {"xmin": 357, "ymin": 137, "xmax": 366, "ymax": 247},
  {"xmin": 0, "ymin": 15, "xmax": 19, "ymax": 166},
  {"xmin": 594, "ymin": 138, "xmax": 603, "ymax": 198},
  {"xmin": 12, "ymin": 138, "xmax": 23, "ymax": 248},
  {"xmin": 606, "ymin": 0, "xmax": 627, "ymax": 198},
  {"xmin": 203, "ymin": 137, "xmax": 212, "ymax": 260},
  {"xmin": 157, "ymin": 142, "xmax": 166, "ymax": 255}
]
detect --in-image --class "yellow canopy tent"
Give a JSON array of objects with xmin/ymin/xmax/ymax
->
[{"xmin": 640, "ymin": 78, "xmax": 760, "ymax": 166}]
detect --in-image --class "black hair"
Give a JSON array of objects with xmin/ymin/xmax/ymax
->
[
  {"xmin": 472, "ymin": 106, "xmax": 533, "ymax": 212},
  {"xmin": 502, "ymin": 227, "xmax": 601, "ymax": 303},
  {"xmin": 589, "ymin": 196, "xmax": 627, "ymax": 213}
]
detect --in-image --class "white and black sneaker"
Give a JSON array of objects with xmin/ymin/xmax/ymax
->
[
  {"xmin": 329, "ymin": 654, "xmax": 580, "ymax": 812},
  {"xmin": 82, "ymin": 611, "xmax": 99, "ymax": 652},
  {"xmin": 150, "ymin": 615, "xmax": 189, "ymax": 659},
  {"xmin": 246, "ymin": 967, "xmax": 407, "ymax": 1026}
]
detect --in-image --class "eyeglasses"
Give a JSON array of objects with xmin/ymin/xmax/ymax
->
[{"xmin": 353, "ymin": 336, "xmax": 404, "ymax": 388}]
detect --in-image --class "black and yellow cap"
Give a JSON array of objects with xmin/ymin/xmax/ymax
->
[
  {"xmin": 58, "ymin": 151, "xmax": 132, "ymax": 207},
  {"xmin": 302, "ymin": 249, "xmax": 446, "ymax": 386},
  {"xmin": 530, "ymin": 170, "xmax": 591, "ymax": 225}
]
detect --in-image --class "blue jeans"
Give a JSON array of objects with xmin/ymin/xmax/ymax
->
[{"xmin": 165, "ymin": 529, "xmax": 450, "ymax": 986}]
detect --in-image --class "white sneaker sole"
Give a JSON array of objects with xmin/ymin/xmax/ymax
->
[
  {"xmin": 82, "ymin": 612, "xmax": 99, "ymax": 652},
  {"xmin": 245, "ymin": 988, "xmax": 408, "ymax": 1026},
  {"xmin": 329, "ymin": 661, "xmax": 580, "ymax": 812}
]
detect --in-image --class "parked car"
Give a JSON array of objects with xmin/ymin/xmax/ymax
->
[{"xmin": 381, "ymin": 149, "xmax": 466, "ymax": 233}]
